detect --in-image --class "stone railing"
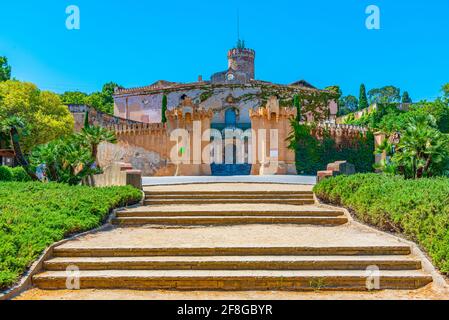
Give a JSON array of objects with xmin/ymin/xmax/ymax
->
[
  {"xmin": 308, "ymin": 122, "xmax": 369, "ymax": 145},
  {"xmin": 109, "ymin": 123, "xmax": 167, "ymax": 136}
]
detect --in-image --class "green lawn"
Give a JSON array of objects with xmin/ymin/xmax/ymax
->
[
  {"xmin": 0, "ymin": 182, "xmax": 142, "ymax": 290},
  {"xmin": 314, "ymin": 174, "xmax": 449, "ymax": 274}
]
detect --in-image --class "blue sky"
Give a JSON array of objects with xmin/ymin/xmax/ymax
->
[{"xmin": 1, "ymin": 0, "xmax": 448, "ymax": 101}]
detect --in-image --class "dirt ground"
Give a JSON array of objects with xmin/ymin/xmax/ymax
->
[{"xmin": 15, "ymin": 284, "xmax": 448, "ymax": 300}]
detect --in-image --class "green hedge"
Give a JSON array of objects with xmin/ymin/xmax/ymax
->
[
  {"xmin": 0, "ymin": 182, "xmax": 142, "ymax": 290},
  {"xmin": 0, "ymin": 167, "xmax": 13, "ymax": 181},
  {"xmin": 0, "ymin": 166, "xmax": 31, "ymax": 182},
  {"xmin": 290, "ymin": 124, "xmax": 375, "ymax": 175},
  {"xmin": 313, "ymin": 174, "xmax": 449, "ymax": 273}
]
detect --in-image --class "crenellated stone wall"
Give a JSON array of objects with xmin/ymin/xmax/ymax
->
[{"xmin": 99, "ymin": 98, "xmax": 214, "ymax": 176}]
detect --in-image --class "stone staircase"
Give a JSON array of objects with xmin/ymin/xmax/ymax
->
[
  {"xmin": 112, "ymin": 190, "xmax": 346, "ymax": 226},
  {"xmin": 32, "ymin": 184, "xmax": 433, "ymax": 291}
]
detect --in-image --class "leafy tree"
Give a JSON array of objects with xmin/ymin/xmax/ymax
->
[
  {"xmin": 416, "ymin": 99, "xmax": 449, "ymax": 133},
  {"xmin": 83, "ymin": 82, "xmax": 120, "ymax": 114},
  {"xmin": 324, "ymin": 86, "xmax": 342, "ymax": 99},
  {"xmin": 161, "ymin": 94, "xmax": 168, "ymax": 123},
  {"xmin": 358, "ymin": 84, "xmax": 369, "ymax": 110},
  {"xmin": 0, "ymin": 80, "xmax": 74, "ymax": 152},
  {"xmin": 0, "ymin": 56, "xmax": 11, "ymax": 82},
  {"xmin": 60, "ymin": 91, "xmax": 88, "ymax": 105},
  {"xmin": 402, "ymin": 91, "xmax": 412, "ymax": 104},
  {"xmin": 100, "ymin": 82, "xmax": 118, "ymax": 113},
  {"xmin": 368, "ymin": 86, "xmax": 401, "ymax": 104},
  {"xmin": 442, "ymin": 83, "xmax": 449, "ymax": 100},
  {"xmin": 293, "ymin": 95, "xmax": 302, "ymax": 121},
  {"xmin": 339, "ymin": 95, "xmax": 359, "ymax": 116},
  {"xmin": 84, "ymin": 92, "xmax": 105, "ymax": 111},
  {"xmin": 61, "ymin": 82, "xmax": 120, "ymax": 115}
]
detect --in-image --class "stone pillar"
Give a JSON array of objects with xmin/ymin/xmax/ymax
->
[
  {"xmin": 249, "ymin": 96, "xmax": 297, "ymax": 175},
  {"xmin": 166, "ymin": 98, "xmax": 214, "ymax": 176}
]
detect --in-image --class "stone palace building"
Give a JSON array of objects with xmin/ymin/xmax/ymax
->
[{"xmin": 91, "ymin": 42, "xmax": 366, "ymax": 176}]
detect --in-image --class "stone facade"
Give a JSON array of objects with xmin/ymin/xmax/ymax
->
[
  {"xmin": 99, "ymin": 96, "xmax": 300, "ymax": 176},
  {"xmin": 113, "ymin": 45, "xmax": 338, "ymax": 125},
  {"xmin": 107, "ymin": 45, "xmax": 343, "ymax": 176}
]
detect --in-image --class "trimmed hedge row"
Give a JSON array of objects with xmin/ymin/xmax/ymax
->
[
  {"xmin": 0, "ymin": 166, "xmax": 31, "ymax": 182},
  {"xmin": 313, "ymin": 174, "xmax": 449, "ymax": 273},
  {"xmin": 0, "ymin": 182, "xmax": 142, "ymax": 290}
]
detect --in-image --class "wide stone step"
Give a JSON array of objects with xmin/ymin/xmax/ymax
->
[
  {"xmin": 53, "ymin": 246, "xmax": 412, "ymax": 257},
  {"xmin": 144, "ymin": 191, "xmax": 314, "ymax": 196},
  {"xmin": 44, "ymin": 255, "xmax": 422, "ymax": 271},
  {"xmin": 116, "ymin": 209, "xmax": 344, "ymax": 218},
  {"xmin": 111, "ymin": 216, "xmax": 348, "ymax": 226},
  {"xmin": 33, "ymin": 270, "xmax": 432, "ymax": 291},
  {"xmin": 145, "ymin": 194, "xmax": 315, "ymax": 200},
  {"xmin": 144, "ymin": 199, "xmax": 316, "ymax": 205}
]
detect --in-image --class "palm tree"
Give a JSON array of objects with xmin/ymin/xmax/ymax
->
[
  {"xmin": 0, "ymin": 116, "xmax": 38, "ymax": 180},
  {"xmin": 392, "ymin": 115, "xmax": 449, "ymax": 178},
  {"xmin": 80, "ymin": 126, "xmax": 117, "ymax": 166}
]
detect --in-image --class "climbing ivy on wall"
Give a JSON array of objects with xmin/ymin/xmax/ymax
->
[
  {"xmin": 295, "ymin": 90, "xmax": 337, "ymax": 121},
  {"xmin": 287, "ymin": 121, "xmax": 375, "ymax": 175}
]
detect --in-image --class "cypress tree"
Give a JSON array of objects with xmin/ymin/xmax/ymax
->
[
  {"xmin": 161, "ymin": 95, "xmax": 168, "ymax": 123},
  {"xmin": 83, "ymin": 110, "xmax": 90, "ymax": 129},
  {"xmin": 402, "ymin": 91, "xmax": 412, "ymax": 104},
  {"xmin": 359, "ymin": 84, "xmax": 369, "ymax": 110},
  {"xmin": 294, "ymin": 95, "xmax": 302, "ymax": 122}
]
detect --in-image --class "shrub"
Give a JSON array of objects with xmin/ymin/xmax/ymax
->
[
  {"xmin": 30, "ymin": 125, "xmax": 117, "ymax": 185},
  {"xmin": 0, "ymin": 182, "xmax": 142, "ymax": 290},
  {"xmin": 10, "ymin": 167, "xmax": 31, "ymax": 182},
  {"xmin": 0, "ymin": 166, "xmax": 13, "ymax": 181},
  {"xmin": 314, "ymin": 174, "xmax": 449, "ymax": 273}
]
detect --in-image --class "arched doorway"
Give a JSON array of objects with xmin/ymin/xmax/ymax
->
[
  {"xmin": 225, "ymin": 108, "xmax": 237, "ymax": 128},
  {"xmin": 210, "ymin": 108, "xmax": 252, "ymax": 176}
]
